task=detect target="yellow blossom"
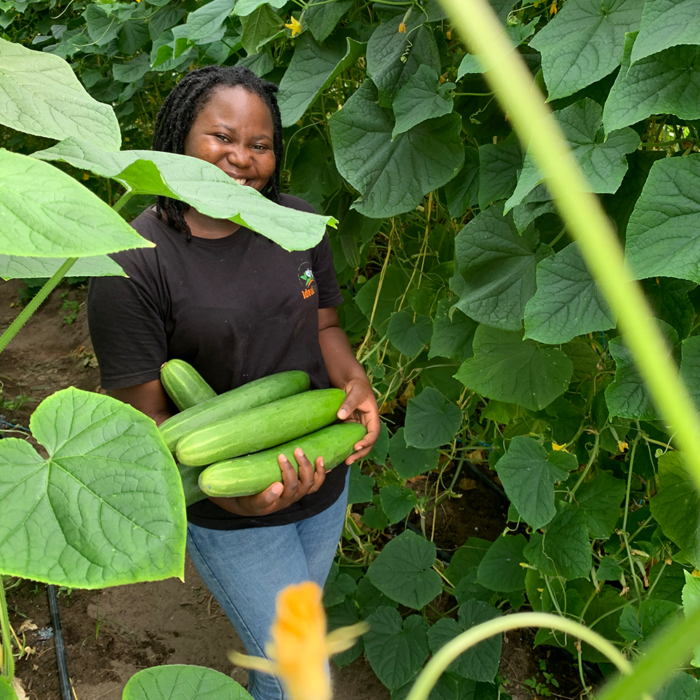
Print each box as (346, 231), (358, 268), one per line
(230, 582), (368, 700)
(692, 570), (700, 578)
(398, 21), (407, 33)
(618, 441), (629, 453)
(285, 16), (302, 38)
(550, 0), (557, 14)
(446, 29), (452, 40)
(551, 443), (568, 452)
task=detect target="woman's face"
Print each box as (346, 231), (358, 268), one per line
(183, 85), (276, 193)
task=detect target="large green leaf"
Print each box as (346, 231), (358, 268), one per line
(644, 278), (696, 340)
(0, 37), (120, 148)
(454, 204), (539, 331)
(603, 34), (700, 134)
(454, 326), (573, 411)
(476, 535), (528, 592)
(112, 54), (151, 83)
(507, 99), (639, 210)
(122, 664), (252, 700)
(0, 150), (148, 258)
(392, 65), (454, 138)
(0, 388), (186, 587)
(656, 673), (700, 700)
(387, 310), (433, 357)
(524, 503), (592, 579)
(234, 0), (287, 16)
(123, 665), (253, 699)
(84, 4), (121, 45)
(524, 242), (615, 344)
(625, 155), (700, 282)
(576, 471), (627, 539)
(364, 607), (430, 691)
(477, 142), (522, 210)
(605, 322), (679, 420)
(426, 601), (502, 682)
(444, 538), (491, 585)
(329, 80), (463, 218)
(305, 0), (353, 43)
(366, 15), (440, 107)
(404, 387), (462, 449)
(651, 452), (700, 569)
(240, 3), (283, 55)
(380, 485), (418, 525)
(444, 147), (479, 219)
(631, 0), (700, 62)
(179, 0), (235, 42)
(278, 34), (364, 127)
(495, 437), (574, 529)
(367, 530), (442, 608)
(0, 679), (17, 700)
(0, 254), (125, 280)
(33, 138), (334, 252)
(428, 299), (477, 363)
(529, 0), (644, 100)
(388, 428), (440, 479)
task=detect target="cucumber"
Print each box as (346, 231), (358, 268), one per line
(159, 371), (310, 452)
(199, 423), (367, 497)
(176, 388), (346, 467)
(161, 359), (216, 411)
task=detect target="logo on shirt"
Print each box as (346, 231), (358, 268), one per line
(298, 262), (317, 300)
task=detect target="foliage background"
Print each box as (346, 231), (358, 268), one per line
(3, 0), (700, 695)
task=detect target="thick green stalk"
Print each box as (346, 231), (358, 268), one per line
(0, 257), (77, 355)
(405, 612), (635, 700)
(438, 0), (700, 489)
(0, 579), (13, 680)
(596, 606), (700, 700)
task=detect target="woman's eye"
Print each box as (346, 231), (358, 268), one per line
(215, 134), (229, 142)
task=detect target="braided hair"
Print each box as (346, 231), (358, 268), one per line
(152, 65), (284, 238)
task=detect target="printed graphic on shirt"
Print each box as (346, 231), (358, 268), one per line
(298, 262), (317, 300)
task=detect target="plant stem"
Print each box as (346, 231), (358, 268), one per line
(568, 432), (600, 501)
(111, 188), (134, 213)
(0, 578), (14, 680)
(0, 257), (77, 355)
(405, 612), (635, 700)
(596, 606), (700, 700)
(438, 0), (700, 491)
(621, 426), (642, 601)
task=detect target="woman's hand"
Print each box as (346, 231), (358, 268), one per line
(338, 375), (381, 464)
(209, 448), (326, 517)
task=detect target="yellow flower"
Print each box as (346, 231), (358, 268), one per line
(550, 0), (557, 14)
(551, 443), (568, 452)
(398, 21), (407, 33)
(618, 441), (629, 453)
(285, 16), (302, 38)
(230, 582), (368, 700)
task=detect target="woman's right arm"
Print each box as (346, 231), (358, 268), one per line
(107, 379), (172, 427)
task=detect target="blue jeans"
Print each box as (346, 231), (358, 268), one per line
(186, 473), (349, 700)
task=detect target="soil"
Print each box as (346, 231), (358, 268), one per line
(0, 279), (589, 700)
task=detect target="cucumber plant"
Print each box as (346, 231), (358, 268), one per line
(2, 0), (700, 697)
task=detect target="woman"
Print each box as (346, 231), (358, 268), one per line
(88, 65), (380, 699)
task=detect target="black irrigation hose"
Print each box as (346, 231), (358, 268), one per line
(46, 585), (72, 700)
(463, 459), (508, 500)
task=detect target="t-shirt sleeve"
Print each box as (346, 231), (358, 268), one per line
(312, 232), (344, 309)
(88, 265), (167, 389)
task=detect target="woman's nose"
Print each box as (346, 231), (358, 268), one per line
(226, 144), (252, 168)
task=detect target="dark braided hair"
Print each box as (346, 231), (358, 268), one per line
(152, 65), (284, 238)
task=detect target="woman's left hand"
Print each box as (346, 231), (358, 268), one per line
(337, 375), (381, 464)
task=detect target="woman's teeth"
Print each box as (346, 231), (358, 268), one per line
(233, 178), (247, 185)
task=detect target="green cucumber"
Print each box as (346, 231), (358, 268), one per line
(176, 388), (346, 467)
(161, 359), (216, 411)
(159, 371), (310, 452)
(199, 422), (366, 497)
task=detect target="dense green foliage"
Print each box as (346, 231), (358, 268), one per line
(2, 0), (700, 696)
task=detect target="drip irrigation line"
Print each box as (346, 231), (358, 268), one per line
(463, 460), (507, 499)
(47, 585), (72, 700)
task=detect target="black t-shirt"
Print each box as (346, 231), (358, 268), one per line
(88, 194), (347, 530)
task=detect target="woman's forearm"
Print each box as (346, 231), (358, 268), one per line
(318, 325), (368, 389)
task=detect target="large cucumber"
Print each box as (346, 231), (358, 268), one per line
(161, 359), (216, 411)
(176, 388), (346, 467)
(159, 371), (310, 452)
(199, 423), (366, 497)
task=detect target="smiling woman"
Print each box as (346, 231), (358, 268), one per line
(86, 65), (380, 700)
